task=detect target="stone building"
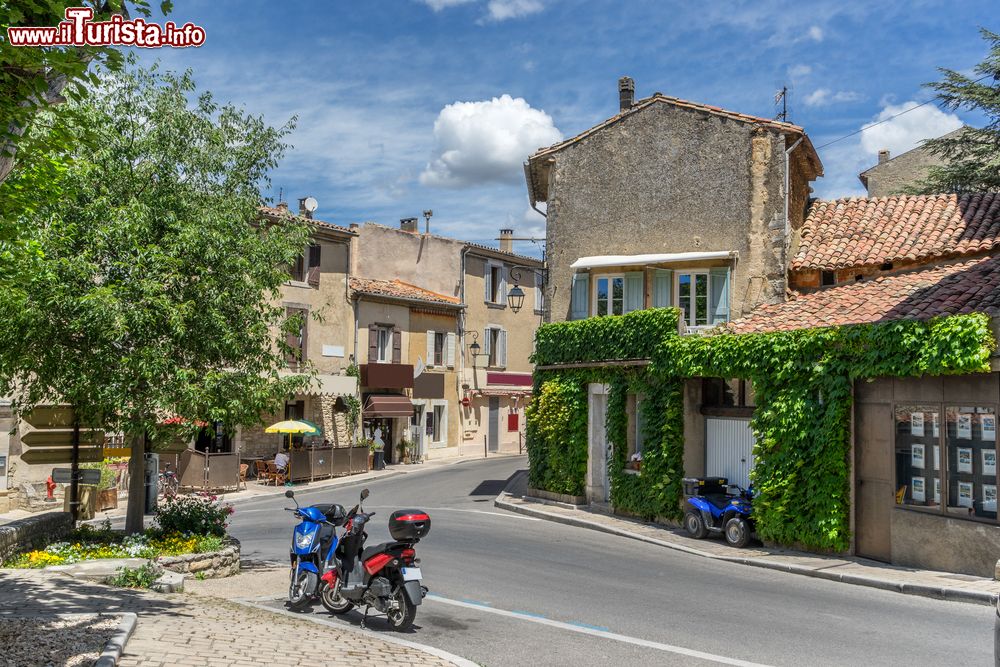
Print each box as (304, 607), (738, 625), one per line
(525, 76), (823, 326)
(858, 128), (964, 197)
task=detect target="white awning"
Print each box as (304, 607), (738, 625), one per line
(570, 251), (737, 270)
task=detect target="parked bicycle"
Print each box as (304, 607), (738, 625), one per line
(158, 463), (179, 497)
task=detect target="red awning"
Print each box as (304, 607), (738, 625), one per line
(363, 394), (414, 418)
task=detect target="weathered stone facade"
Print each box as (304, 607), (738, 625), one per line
(528, 91), (820, 323)
(858, 128), (963, 197)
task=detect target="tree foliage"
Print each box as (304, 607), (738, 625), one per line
(0, 62), (311, 529)
(915, 28), (1000, 194)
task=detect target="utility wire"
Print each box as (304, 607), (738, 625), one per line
(815, 73), (993, 150)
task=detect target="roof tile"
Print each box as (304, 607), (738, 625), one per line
(349, 277), (462, 307)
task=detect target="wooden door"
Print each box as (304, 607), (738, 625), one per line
(855, 402), (894, 561)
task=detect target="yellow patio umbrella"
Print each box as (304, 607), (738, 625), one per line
(264, 419), (322, 450)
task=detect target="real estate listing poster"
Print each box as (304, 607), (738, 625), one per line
(958, 447), (974, 473)
(983, 449), (997, 476)
(933, 445), (940, 470)
(911, 477), (926, 502)
(910, 412), (924, 437)
(958, 413), (973, 439)
(983, 415), (997, 442)
(911, 443), (925, 469)
(934, 477), (941, 504)
(932, 412), (940, 438)
(958, 481), (974, 508)
(984, 484), (998, 512)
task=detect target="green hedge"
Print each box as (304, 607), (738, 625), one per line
(525, 309), (995, 552)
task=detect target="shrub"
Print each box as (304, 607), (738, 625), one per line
(108, 562), (159, 589)
(154, 493), (233, 536)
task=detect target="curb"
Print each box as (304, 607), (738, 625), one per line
(231, 598), (479, 667)
(94, 612), (137, 667)
(495, 478), (998, 608)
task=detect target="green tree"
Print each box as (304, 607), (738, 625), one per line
(0, 1), (171, 186)
(915, 28), (1000, 193)
(0, 63), (312, 532)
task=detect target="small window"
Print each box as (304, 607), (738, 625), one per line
(433, 332), (445, 366)
(594, 275), (624, 316)
(432, 404), (446, 444)
(490, 266), (503, 303)
(702, 378), (754, 409)
(821, 271), (836, 286)
(676, 272), (710, 327)
(880, 262), (894, 271)
(375, 326), (393, 363)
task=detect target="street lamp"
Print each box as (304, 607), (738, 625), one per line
(468, 331), (481, 358)
(506, 265), (546, 315)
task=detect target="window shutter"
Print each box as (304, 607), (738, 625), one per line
(446, 332), (456, 368)
(426, 331), (435, 368)
(484, 264), (492, 302)
(535, 283), (543, 312)
(653, 269), (673, 308)
(300, 310), (308, 365)
(498, 267), (507, 306)
(710, 268), (730, 324)
(286, 309), (300, 368)
(392, 327), (402, 364)
(307, 244), (321, 287)
(498, 329), (507, 368)
(440, 403), (448, 444)
(483, 327), (492, 358)
(368, 324), (378, 362)
(624, 272), (644, 313)
(570, 273), (590, 320)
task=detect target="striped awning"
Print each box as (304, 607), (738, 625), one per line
(363, 394), (413, 417)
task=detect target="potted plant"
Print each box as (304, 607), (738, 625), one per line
(83, 460), (118, 510)
(627, 452), (642, 472)
(360, 438), (377, 469)
(398, 438), (414, 464)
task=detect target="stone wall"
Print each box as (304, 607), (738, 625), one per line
(890, 508), (1000, 578)
(158, 538), (240, 579)
(0, 511), (73, 562)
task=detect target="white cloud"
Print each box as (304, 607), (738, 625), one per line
(788, 64), (811, 82)
(419, 0), (475, 11)
(484, 0), (544, 21)
(859, 101), (963, 157)
(803, 88), (862, 107)
(420, 94), (561, 188)
(807, 25), (823, 42)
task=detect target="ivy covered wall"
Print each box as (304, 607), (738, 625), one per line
(526, 308), (995, 552)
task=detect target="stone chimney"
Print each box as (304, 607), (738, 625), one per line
(618, 76), (635, 112)
(400, 217), (419, 233)
(276, 201), (288, 212)
(298, 198), (314, 219)
(878, 149), (890, 164)
(499, 228), (514, 254)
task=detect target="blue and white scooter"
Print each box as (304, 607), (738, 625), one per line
(285, 489), (347, 610)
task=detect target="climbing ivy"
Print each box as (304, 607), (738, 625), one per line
(525, 308), (995, 552)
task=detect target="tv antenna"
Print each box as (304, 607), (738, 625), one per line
(775, 86), (788, 122)
(423, 209), (433, 235)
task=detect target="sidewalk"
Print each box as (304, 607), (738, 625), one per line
(495, 471), (1000, 607)
(0, 566), (466, 666)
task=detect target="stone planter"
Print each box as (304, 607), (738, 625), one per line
(158, 537), (240, 579)
(526, 487), (587, 506)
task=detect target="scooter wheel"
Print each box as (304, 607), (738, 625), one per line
(684, 510), (708, 539)
(724, 517), (752, 548)
(320, 582), (354, 614)
(288, 570), (318, 611)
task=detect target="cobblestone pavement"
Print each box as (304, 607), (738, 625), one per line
(496, 474), (1000, 606)
(0, 568), (458, 667)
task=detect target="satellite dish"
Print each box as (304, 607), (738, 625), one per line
(303, 197), (319, 212)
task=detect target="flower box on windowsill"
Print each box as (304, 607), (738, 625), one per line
(623, 468), (641, 476)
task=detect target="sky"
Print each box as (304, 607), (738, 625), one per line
(138, 0), (997, 257)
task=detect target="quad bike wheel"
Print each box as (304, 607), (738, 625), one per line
(683, 510), (708, 539)
(724, 516), (751, 548)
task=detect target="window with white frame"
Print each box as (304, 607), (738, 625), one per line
(485, 262), (507, 304)
(433, 403), (446, 444)
(374, 325), (393, 363)
(433, 332), (445, 366)
(535, 282), (544, 314)
(484, 325), (507, 368)
(676, 271), (710, 328)
(593, 274), (625, 316)
(427, 331), (455, 368)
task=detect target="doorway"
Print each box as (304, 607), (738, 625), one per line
(705, 417), (755, 489)
(365, 418), (394, 465)
(587, 384), (610, 503)
(855, 401), (893, 561)
(488, 397), (501, 453)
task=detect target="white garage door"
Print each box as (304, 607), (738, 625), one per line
(705, 417), (756, 490)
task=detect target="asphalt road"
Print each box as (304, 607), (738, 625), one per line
(230, 456), (994, 666)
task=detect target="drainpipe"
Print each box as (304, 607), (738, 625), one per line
(352, 296), (361, 443)
(459, 246), (472, 433)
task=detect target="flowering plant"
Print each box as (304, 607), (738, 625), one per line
(154, 492), (234, 536)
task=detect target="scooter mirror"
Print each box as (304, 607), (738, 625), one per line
(361, 488), (370, 500)
(285, 489), (295, 499)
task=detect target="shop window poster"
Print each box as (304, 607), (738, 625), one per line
(985, 485), (998, 513)
(933, 477), (941, 504)
(958, 481), (974, 508)
(932, 412), (940, 438)
(983, 415), (997, 442)
(958, 447), (974, 473)
(983, 449), (997, 476)
(958, 413), (973, 440)
(933, 445), (940, 471)
(910, 411), (924, 437)
(910, 443), (925, 469)
(911, 477), (925, 503)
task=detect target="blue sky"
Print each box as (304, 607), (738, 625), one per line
(141, 0), (997, 257)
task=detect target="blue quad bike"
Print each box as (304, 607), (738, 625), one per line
(682, 477), (755, 548)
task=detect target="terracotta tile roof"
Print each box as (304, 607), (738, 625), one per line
(349, 277), (462, 307)
(792, 193), (1000, 271)
(728, 255), (1000, 334)
(259, 205), (355, 234)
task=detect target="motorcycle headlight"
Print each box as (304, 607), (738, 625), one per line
(295, 532), (314, 549)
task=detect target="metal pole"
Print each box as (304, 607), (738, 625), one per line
(484, 435), (487, 459)
(70, 417), (80, 521)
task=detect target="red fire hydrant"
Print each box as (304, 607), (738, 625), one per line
(45, 476), (57, 501)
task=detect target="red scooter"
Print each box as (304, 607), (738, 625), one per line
(319, 488), (430, 631)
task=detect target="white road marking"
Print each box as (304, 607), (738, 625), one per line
(425, 594), (776, 667)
